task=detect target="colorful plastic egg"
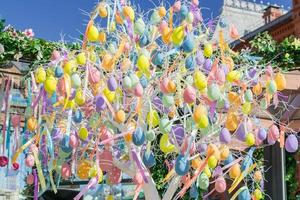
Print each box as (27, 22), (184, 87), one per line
(87, 25), (99, 42)
(175, 154), (190, 176)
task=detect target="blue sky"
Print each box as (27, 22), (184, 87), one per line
(0, 0), (291, 41)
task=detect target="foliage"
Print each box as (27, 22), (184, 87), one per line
(250, 32), (300, 71)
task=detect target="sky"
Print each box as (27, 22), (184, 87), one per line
(0, 0), (292, 41)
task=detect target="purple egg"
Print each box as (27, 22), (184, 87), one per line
(195, 51), (205, 66)
(107, 77), (118, 91)
(248, 68), (256, 79)
(257, 128), (267, 141)
(220, 128), (231, 143)
(267, 135), (276, 145)
(197, 143), (207, 153)
(285, 134), (298, 153)
(95, 95), (106, 112)
(170, 125), (185, 146)
(203, 59), (212, 72)
(235, 123), (246, 141)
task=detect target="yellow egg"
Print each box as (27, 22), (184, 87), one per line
(252, 83), (262, 96)
(115, 110), (126, 123)
(245, 133), (255, 146)
(229, 163), (241, 179)
(137, 55), (150, 72)
(225, 113), (238, 131)
(193, 70), (207, 90)
(98, 4), (108, 18)
(275, 72), (286, 91)
(242, 102), (252, 115)
(160, 133), (175, 154)
(79, 127), (89, 140)
(123, 6), (135, 21)
(35, 67), (46, 83)
(103, 88), (116, 102)
(102, 53), (114, 72)
(253, 170), (262, 182)
(89, 51), (97, 63)
(172, 26), (184, 45)
(65, 100), (75, 109)
(44, 76), (57, 94)
(162, 27), (172, 44)
(64, 60), (77, 75)
(76, 53), (86, 65)
(204, 43), (213, 58)
(204, 166), (211, 178)
(146, 110), (159, 128)
(254, 189), (263, 200)
(208, 155), (218, 169)
(77, 159), (91, 179)
(87, 25), (99, 42)
(226, 70), (241, 83)
(106, 195), (114, 200)
(75, 89), (86, 106)
(98, 32), (106, 43)
(191, 157), (202, 169)
(220, 145), (229, 160)
(198, 115), (209, 129)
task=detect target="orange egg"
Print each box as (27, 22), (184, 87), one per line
(115, 110), (126, 123)
(229, 163), (241, 179)
(115, 12), (123, 25)
(252, 83), (262, 96)
(124, 133), (132, 142)
(220, 145), (229, 160)
(253, 170), (262, 182)
(98, 4), (108, 18)
(98, 32), (106, 43)
(158, 6), (166, 17)
(27, 117), (37, 132)
(162, 27), (172, 44)
(102, 54), (114, 71)
(167, 80), (176, 93)
(225, 113), (238, 131)
(207, 144), (220, 160)
(193, 105), (207, 123)
(77, 160), (92, 179)
(228, 91), (241, 105)
(191, 157), (202, 169)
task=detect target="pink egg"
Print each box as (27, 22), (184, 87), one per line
(133, 173), (143, 185)
(61, 163), (71, 179)
(192, 0), (199, 6)
(88, 67), (101, 84)
(25, 154), (35, 167)
(69, 134), (79, 148)
(215, 177), (226, 193)
(160, 79), (169, 94)
(183, 86), (196, 104)
(12, 162), (19, 170)
(99, 150), (113, 171)
(51, 50), (61, 61)
(159, 21), (168, 33)
(107, 166), (122, 184)
(11, 115), (20, 128)
(134, 83), (144, 97)
(173, 1), (181, 12)
(268, 124), (279, 141)
(26, 174), (34, 185)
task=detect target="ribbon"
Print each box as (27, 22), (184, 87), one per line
(49, 170), (57, 194)
(64, 109), (73, 147)
(33, 169), (38, 200)
(12, 135), (37, 163)
(2, 78), (11, 153)
(33, 148), (47, 192)
(31, 87), (43, 109)
(73, 177), (98, 200)
(230, 186), (248, 200)
(131, 150), (148, 184)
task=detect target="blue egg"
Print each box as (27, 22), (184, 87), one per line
(185, 55), (195, 71)
(189, 184), (199, 199)
(175, 154), (190, 176)
(132, 127), (145, 146)
(142, 151), (156, 168)
(180, 5), (189, 18)
(238, 188), (251, 200)
(73, 109), (83, 123)
(182, 35), (195, 53)
(224, 153), (234, 165)
(153, 51), (164, 66)
(60, 136), (72, 153)
(139, 34), (149, 47)
(50, 92), (57, 104)
(140, 76), (148, 88)
(55, 65), (63, 78)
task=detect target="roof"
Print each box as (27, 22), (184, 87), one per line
(230, 10), (293, 47)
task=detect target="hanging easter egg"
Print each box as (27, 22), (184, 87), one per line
(254, 170), (262, 182)
(244, 89), (253, 102)
(238, 188), (251, 200)
(185, 55), (195, 71)
(220, 128), (231, 144)
(203, 43), (213, 58)
(115, 110), (126, 124)
(26, 174), (34, 185)
(98, 3), (107, 18)
(76, 52), (86, 65)
(252, 82), (262, 96)
(147, 110), (159, 128)
(73, 109), (83, 123)
(152, 51), (164, 66)
(229, 163), (241, 179)
(95, 95), (106, 111)
(139, 34), (149, 47)
(224, 153), (234, 165)
(190, 184), (199, 199)
(257, 128), (267, 141)
(172, 26), (185, 46)
(198, 115), (209, 129)
(226, 70), (241, 83)
(140, 75), (148, 88)
(61, 163), (71, 179)
(132, 128), (145, 146)
(180, 4), (188, 18)
(162, 95), (174, 107)
(137, 54), (150, 72)
(236, 123), (247, 141)
(253, 189), (263, 200)
(208, 155), (218, 169)
(130, 73), (139, 88)
(182, 35), (194, 53)
(285, 134), (298, 153)
(87, 25), (99, 42)
(150, 10), (160, 24)
(88, 67), (100, 84)
(242, 102), (252, 115)
(25, 154), (35, 167)
(77, 160), (92, 179)
(266, 80), (277, 95)
(55, 65), (64, 78)
(160, 133), (175, 153)
(159, 117), (172, 134)
(275, 72), (286, 91)
(71, 73), (81, 88)
(196, 51), (205, 66)
(215, 177), (226, 193)
(51, 50), (60, 61)
(134, 83), (143, 97)
(207, 84), (221, 101)
(103, 88), (116, 102)
(123, 76), (132, 89)
(102, 53), (114, 72)
(187, 12), (194, 23)
(27, 117), (37, 132)
(35, 67), (46, 84)
(203, 59), (212, 72)
(107, 77), (118, 91)
(193, 70), (207, 90)
(69, 134), (79, 148)
(225, 113), (238, 131)
(173, 1), (181, 12)
(134, 18), (146, 35)
(197, 173), (209, 190)
(183, 86), (196, 104)
(175, 154), (190, 176)
(44, 76), (57, 94)
(158, 6), (166, 17)
(220, 145), (230, 160)
(268, 124), (279, 141)
(143, 151), (156, 168)
(123, 6), (135, 21)
(75, 89), (85, 106)
(79, 127), (89, 141)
